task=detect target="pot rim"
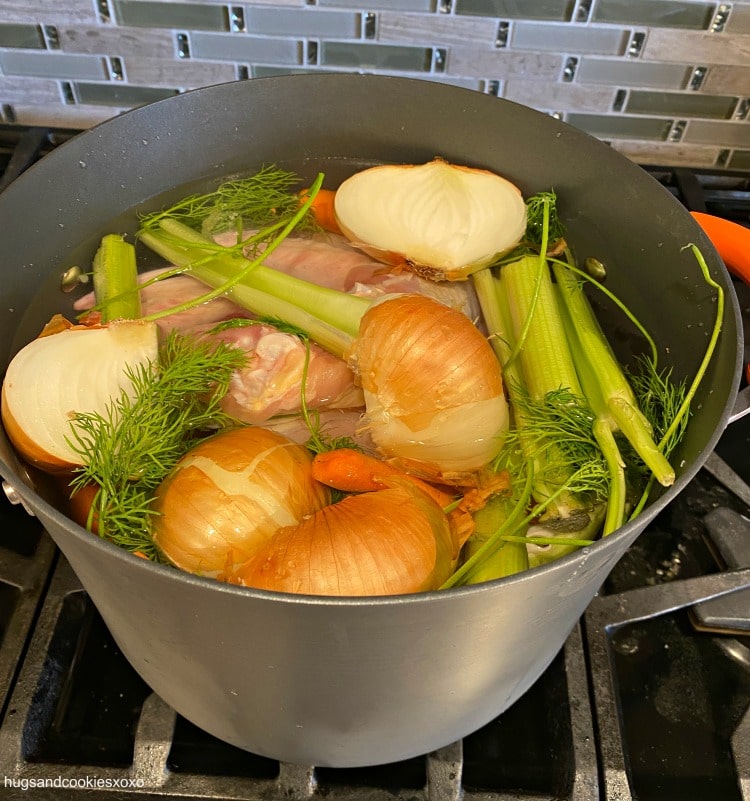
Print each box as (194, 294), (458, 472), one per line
(0, 73), (743, 607)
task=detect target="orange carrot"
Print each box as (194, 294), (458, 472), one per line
(312, 448), (454, 505)
(312, 448), (481, 557)
(691, 211), (750, 285)
(300, 187), (343, 235)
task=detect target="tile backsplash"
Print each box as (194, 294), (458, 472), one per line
(0, 0), (748, 169)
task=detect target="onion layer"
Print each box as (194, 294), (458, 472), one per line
(1, 316), (159, 472)
(349, 294), (508, 484)
(333, 158), (527, 281)
(228, 480), (455, 596)
(151, 427), (330, 577)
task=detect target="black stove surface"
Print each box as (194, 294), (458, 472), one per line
(1, 126), (750, 800)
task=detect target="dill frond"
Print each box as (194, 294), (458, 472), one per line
(628, 354), (689, 459)
(139, 165), (315, 238)
(497, 386), (609, 501)
(525, 191), (566, 251)
(67, 332), (247, 557)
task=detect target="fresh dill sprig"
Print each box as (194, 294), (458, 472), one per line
(139, 165), (314, 238)
(66, 332), (247, 558)
(497, 386), (609, 500)
(498, 191), (567, 265)
(525, 191), (566, 250)
(628, 354), (689, 460)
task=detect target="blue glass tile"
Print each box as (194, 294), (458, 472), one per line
(73, 82), (179, 106)
(626, 90), (738, 120)
(0, 24), (44, 49)
(321, 41), (432, 71)
(247, 8), (360, 38)
(455, 0), (573, 21)
(593, 0), (714, 30)
(566, 113), (674, 141)
(113, 1), (228, 31)
(0, 51), (105, 81)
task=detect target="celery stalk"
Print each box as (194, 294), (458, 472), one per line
(138, 221), (371, 356)
(500, 255), (582, 399)
(495, 255), (593, 529)
(554, 285), (627, 535)
(92, 234), (141, 322)
(551, 259), (675, 487)
(460, 494), (529, 584)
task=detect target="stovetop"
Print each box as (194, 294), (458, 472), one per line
(1, 126), (750, 801)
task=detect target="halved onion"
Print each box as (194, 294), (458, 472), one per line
(349, 294), (509, 484)
(333, 158), (527, 281)
(228, 480), (456, 596)
(151, 427), (331, 577)
(1, 317), (159, 472)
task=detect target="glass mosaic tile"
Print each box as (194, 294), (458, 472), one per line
(454, 0), (573, 21)
(626, 89), (738, 120)
(320, 41), (432, 71)
(113, 1), (228, 32)
(592, 0), (714, 30)
(511, 22), (630, 55)
(317, 0), (434, 9)
(73, 81), (178, 106)
(190, 32), (301, 64)
(728, 149), (750, 170)
(0, 24), (44, 49)
(0, 51), (105, 81)
(246, 8), (360, 37)
(0, 0), (747, 164)
(577, 58), (690, 90)
(566, 112), (674, 141)
(683, 120), (750, 148)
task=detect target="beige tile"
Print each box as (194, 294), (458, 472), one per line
(377, 12), (497, 48)
(701, 64), (750, 94)
(0, 0), (98, 25)
(14, 103), (119, 129)
(58, 26), (176, 58)
(121, 56), (237, 87)
(0, 75), (62, 104)
(503, 79), (616, 113)
(447, 48), (563, 79)
(610, 140), (725, 168)
(643, 29), (750, 66)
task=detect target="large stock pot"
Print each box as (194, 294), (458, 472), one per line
(0, 75), (742, 767)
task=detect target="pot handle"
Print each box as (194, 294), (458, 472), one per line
(730, 386), (750, 424)
(690, 212), (750, 425)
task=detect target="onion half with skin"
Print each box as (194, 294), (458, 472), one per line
(151, 427), (331, 577)
(1, 316), (159, 472)
(227, 480), (456, 596)
(333, 159), (527, 282)
(349, 294), (509, 485)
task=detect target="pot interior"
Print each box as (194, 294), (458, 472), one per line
(0, 74), (741, 577)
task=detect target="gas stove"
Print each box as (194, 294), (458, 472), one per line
(1, 127), (750, 801)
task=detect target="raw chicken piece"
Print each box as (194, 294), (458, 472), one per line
(74, 270), (250, 335)
(192, 321), (363, 425)
(264, 408), (373, 452)
(73, 232), (479, 425)
(217, 231), (482, 320)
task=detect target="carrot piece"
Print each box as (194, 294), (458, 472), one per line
(300, 187), (343, 235)
(312, 448), (475, 558)
(312, 447), (449, 499)
(691, 211), (750, 285)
